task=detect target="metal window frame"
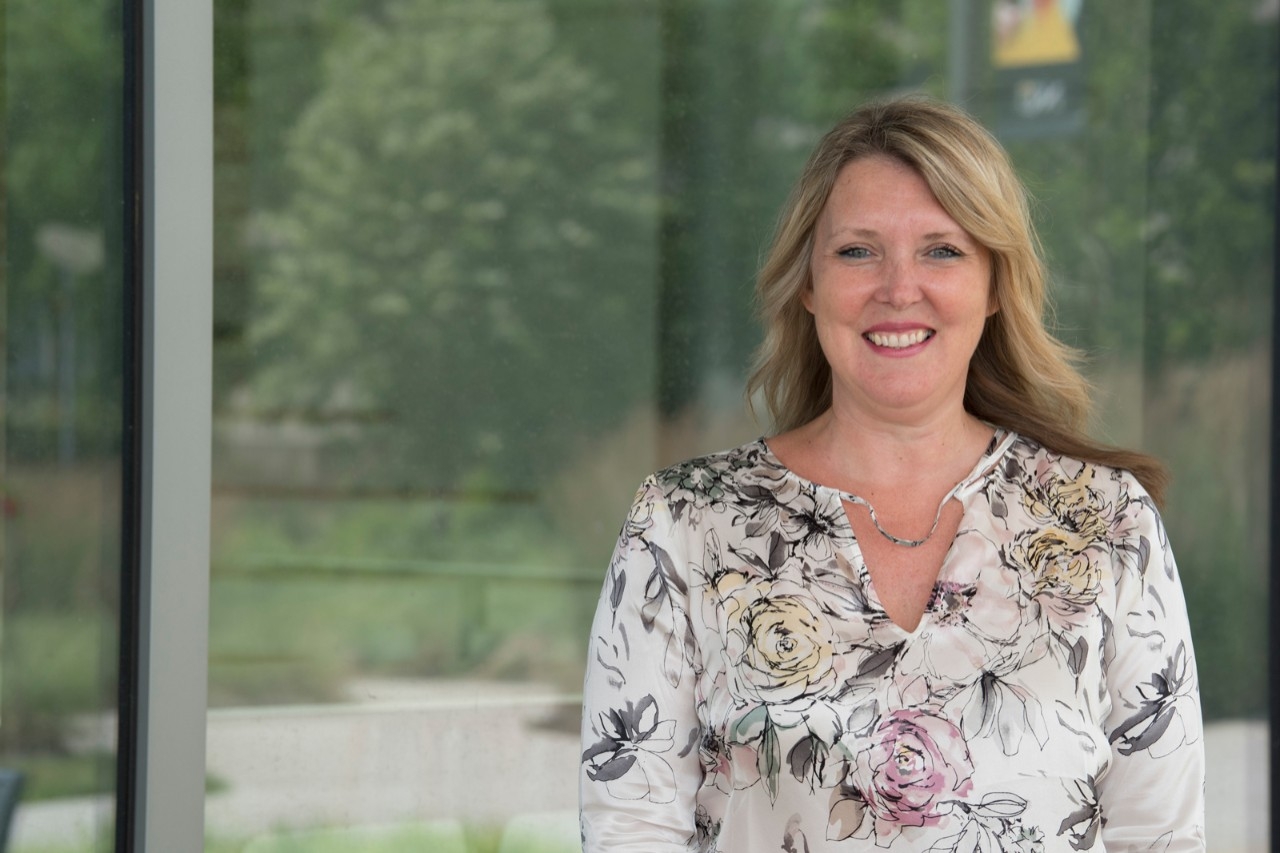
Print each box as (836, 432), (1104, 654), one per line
(118, 0), (213, 849)
(1271, 28), (1280, 840)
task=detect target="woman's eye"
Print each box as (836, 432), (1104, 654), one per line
(927, 245), (962, 259)
(838, 246), (871, 259)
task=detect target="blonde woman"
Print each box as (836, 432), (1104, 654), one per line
(580, 96), (1204, 852)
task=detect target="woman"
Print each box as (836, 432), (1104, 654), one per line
(580, 96), (1204, 852)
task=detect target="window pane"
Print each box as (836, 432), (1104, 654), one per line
(209, 1), (1272, 850)
(1, 0), (127, 849)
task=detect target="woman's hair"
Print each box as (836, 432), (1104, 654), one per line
(746, 94), (1169, 504)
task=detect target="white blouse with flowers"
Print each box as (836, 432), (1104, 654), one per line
(580, 431), (1204, 852)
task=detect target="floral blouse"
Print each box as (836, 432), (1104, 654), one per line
(580, 432), (1205, 852)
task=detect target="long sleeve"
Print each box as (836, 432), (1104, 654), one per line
(580, 479), (706, 852)
(1098, 487), (1206, 851)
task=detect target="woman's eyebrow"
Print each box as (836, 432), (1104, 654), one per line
(826, 227), (970, 241)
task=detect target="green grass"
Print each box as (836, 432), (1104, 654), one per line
(204, 491), (600, 705)
(1, 751), (227, 802)
(235, 823), (471, 853)
(11, 820), (577, 853)
(2, 752), (111, 802)
(219, 822), (576, 853)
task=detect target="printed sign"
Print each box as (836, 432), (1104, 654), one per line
(990, 0), (1085, 137)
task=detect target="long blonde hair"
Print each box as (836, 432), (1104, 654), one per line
(746, 95), (1168, 504)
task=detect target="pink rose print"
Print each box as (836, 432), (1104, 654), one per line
(830, 710), (974, 846)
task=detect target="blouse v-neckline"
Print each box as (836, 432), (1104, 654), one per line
(759, 429), (1019, 637)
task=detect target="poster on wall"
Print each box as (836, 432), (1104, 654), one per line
(991, 0), (1085, 137)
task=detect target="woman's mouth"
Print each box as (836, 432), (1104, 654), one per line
(864, 329), (934, 349)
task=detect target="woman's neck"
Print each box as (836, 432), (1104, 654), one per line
(778, 404), (994, 497)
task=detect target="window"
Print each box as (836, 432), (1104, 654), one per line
(0, 0), (131, 847)
(204, 2), (1274, 850)
(6, 0), (1270, 849)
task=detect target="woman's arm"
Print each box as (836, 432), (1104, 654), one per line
(1098, 483), (1205, 851)
(580, 479), (706, 852)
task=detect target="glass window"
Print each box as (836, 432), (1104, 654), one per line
(208, 1), (1273, 850)
(1, 0), (129, 849)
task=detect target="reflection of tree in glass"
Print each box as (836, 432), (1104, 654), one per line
(6, 0), (123, 450)
(247, 0), (656, 492)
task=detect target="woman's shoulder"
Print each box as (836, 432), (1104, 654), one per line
(641, 437), (787, 507)
(1001, 432), (1153, 496)
(653, 436), (770, 473)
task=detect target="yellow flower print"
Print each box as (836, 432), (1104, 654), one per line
(1010, 527), (1103, 627)
(743, 597), (833, 690)
(1023, 465), (1112, 544)
(1029, 530), (1097, 596)
(720, 579), (838, 705)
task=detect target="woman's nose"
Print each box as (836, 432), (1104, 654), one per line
(876, 259), (922, 308)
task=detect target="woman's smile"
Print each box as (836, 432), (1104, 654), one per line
(864, 325), (936, 352)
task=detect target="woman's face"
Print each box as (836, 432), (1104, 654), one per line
(805, 155), (996, 426)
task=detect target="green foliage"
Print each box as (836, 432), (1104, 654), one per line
(10, 822), (568, 853)
(0, 613), (112, 751)
(4, 0), (126, 462)
(1002, 0), (1279, 366)
(237, 824), (472, 853)
(1, 465), (120, 752)
(4, 0), (117, 223)
(1141, 351), (1271, 719)
(1141, 0), (1277, 364)
(3, 752), (113, 802)
(242, 0), (659, 493)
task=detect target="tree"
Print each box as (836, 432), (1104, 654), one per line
(244, 0), (658, 492)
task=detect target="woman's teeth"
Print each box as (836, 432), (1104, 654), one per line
(866, 329), (933, 349)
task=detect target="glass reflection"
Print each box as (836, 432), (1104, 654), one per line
(1, 0), (126, 849)
(208, 0), (1273, 851)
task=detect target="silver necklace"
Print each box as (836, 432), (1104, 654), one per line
(826, 430), (1013, 547)
(841, 482), (964, 548)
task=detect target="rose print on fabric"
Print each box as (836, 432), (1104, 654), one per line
(708, 561), (842, 709)
(731, 591), (837, 704)
(582, 695), (678, 804)
(715, 571), (844, 800)
(1012, 527), (1104, 628)
(1020, 462), (1118, 544)
(828, 710), (975, 846)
